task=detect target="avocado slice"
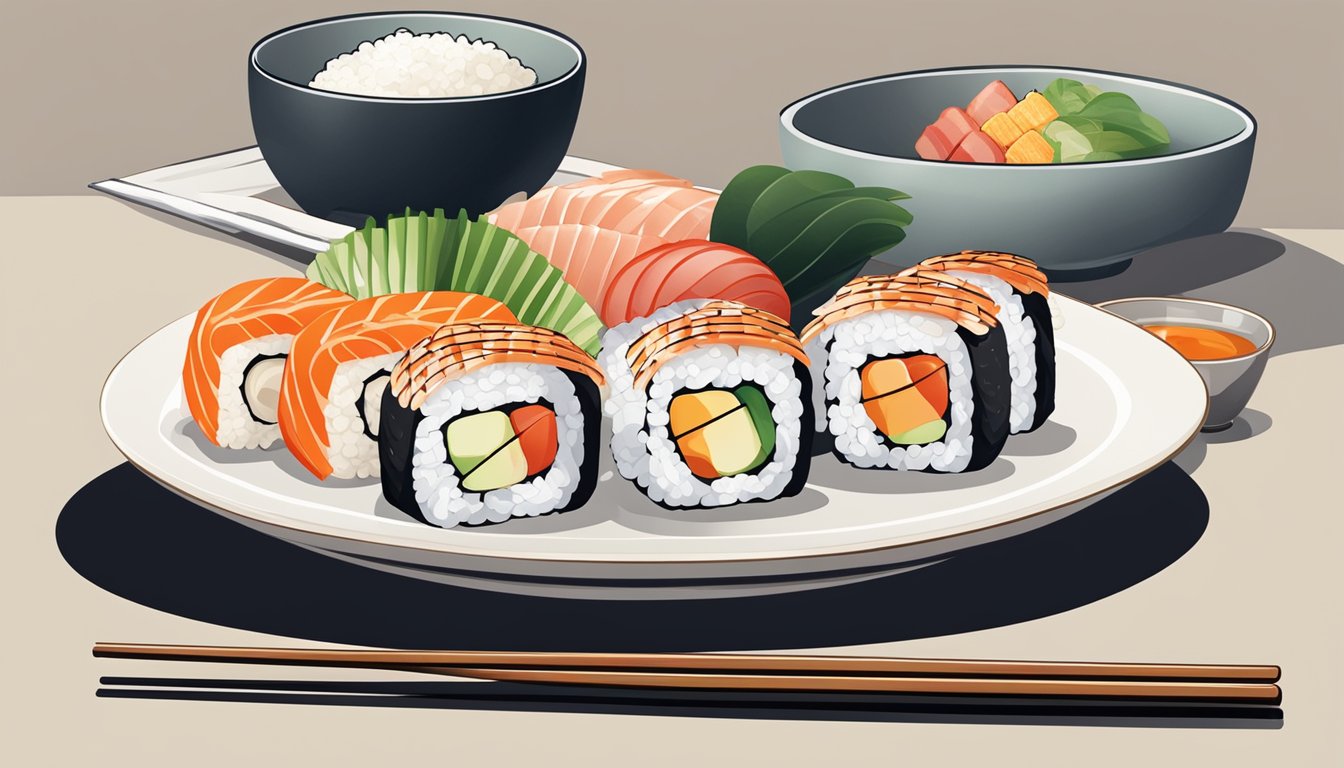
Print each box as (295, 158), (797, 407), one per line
(445, 411), (514, 476)
(888, 419), (947, 446)
(460, 440), (529, 492)
(733, 384), (776, 471)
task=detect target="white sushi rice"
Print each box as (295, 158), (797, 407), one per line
(806, 310), (976, 473)
(945, 271), (1039, 433)
(409, 363), (586, 527)
(601, 301), (807, 508)
(215, 334), (291, 449)
(321, 352), (401, 479)
(309, 28), (538, 99)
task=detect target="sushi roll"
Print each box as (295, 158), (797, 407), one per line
(379, 322), (604, 528)
(600, 300), (813, 509)
(183, 277), (353, 449)
(277, 291), (517, 480)
(802, 270), (1011, 473)
(912, 251), (1055, 432)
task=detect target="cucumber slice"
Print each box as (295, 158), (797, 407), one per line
(734, 384), (776, 471)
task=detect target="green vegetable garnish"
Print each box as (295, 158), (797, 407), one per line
(734, 384), (777, 471)
(1039, 79), (1171, 162)
(710, 166), (912, 328)
(308, 209), (604, 355)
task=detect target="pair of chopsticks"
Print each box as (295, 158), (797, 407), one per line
(93, 643), (1281, 703)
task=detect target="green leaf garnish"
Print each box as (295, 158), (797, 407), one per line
(307, 209), (604, 355)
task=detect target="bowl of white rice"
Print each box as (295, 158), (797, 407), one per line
(249, 12), (585, 220)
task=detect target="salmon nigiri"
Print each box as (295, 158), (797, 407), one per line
(600, 240), (790, 327)
(183, 277), (353, 450)
(277, 291), (516, 480)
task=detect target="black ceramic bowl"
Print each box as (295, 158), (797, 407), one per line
(249, 12), (585, 221)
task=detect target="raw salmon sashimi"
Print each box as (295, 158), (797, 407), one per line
(490, 169), (718, 242)
(183, 277), (353, 450)
(600, 240), (791, 327)
(509, 224), (669, 316)
(277, 291), (517, 480)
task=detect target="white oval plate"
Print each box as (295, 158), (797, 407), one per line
(101, 290), (1207, 600)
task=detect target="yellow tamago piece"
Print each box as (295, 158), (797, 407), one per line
(1007, 91), (1059, 133)
(1006, 130), (1054, 164)
(980, 112), (1024, 150)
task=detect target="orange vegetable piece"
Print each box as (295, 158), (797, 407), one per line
(980, 112), (1025, 150)
(860, 356), (948, 437)
(1007, 92), (1059, 133)
(1006, 130), (1054, 164)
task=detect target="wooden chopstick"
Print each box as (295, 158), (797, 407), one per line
(429, 666), (1280, 701)
(93, 643), (1281, 702)
(92, 643), (1280, 682)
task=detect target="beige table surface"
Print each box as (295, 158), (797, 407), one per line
(3, 197), (1341, 765)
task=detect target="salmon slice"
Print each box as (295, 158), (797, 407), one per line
(489, 170), (716, 242)
(183, 277), (353, 446)
(566, 169), (693, 188)
(276, 291), (516, 479)
(510, 224), (667, 313)
(601, 241), (789, 326)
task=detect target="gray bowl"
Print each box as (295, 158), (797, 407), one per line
(1096, 297), (1274, 432)
(779, 66), (1255, 277)
(249, 12), (585, 222)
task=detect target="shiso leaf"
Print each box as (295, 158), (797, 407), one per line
(709, 165), (791, 247)
(307, 209), (604, 355)
(709, 165), (912, 329)
(745, 170), (856, 235)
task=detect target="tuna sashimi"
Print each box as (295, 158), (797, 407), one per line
(600, 240), (791, 327)
(915, 107), (979, 161)
(949, 131), (1006, 163)
(966, 80), (1018, 125)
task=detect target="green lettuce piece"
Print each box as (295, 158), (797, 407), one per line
(709, 166), (912, 328)
(1044, 116), (1153, 162)
(1042, 78), (1100, 116)
(1040, 80), (1172, 160)
(307, 209), (603, 355)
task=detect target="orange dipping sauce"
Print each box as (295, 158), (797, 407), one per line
(1143, 324), (1258, 361)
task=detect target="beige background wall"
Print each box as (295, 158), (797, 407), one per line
(2, 0), (1340, 227)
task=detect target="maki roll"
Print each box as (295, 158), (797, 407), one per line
(600, 300), (813, 509)
(802, 270), (1011, 473)
(277, 291), (517, 480)
(183, 277), (353, 449)
(379, 322), (604, 528)
(912, 251), (1055, 432)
